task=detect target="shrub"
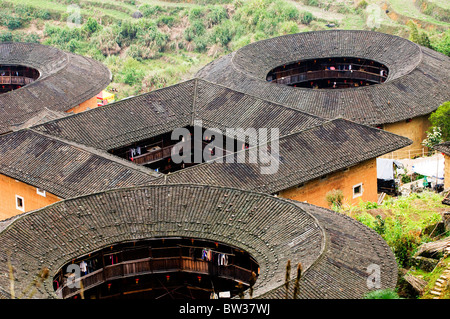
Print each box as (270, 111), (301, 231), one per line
(140, 4), (164, 18)
(357, 0), (368, 10)
(83, 17), (101, 36)
(422, 126), (443, 149)
(210, 21), (234, 46)
(429, 101), (450, 141)
(325, 189), (344, 208)
(120, 21), (139, 40)
(279, 21), (300, 35)
(206, 6), (228, 27)
(5, 15), (23, 30)
(305, 0), (319, 7)
(67, 39), (80, 53)
(355, 212), (376, 229)
(184, 20), (206, 41)
(193, 35), (209, 52)
(364, 289), (401, 299)
(418, 32), (432, 48)
(157, 15), (176, 28)
(121, 67), (145, 86)
(374, 215), (386, 235)
(389, 230), (422, 268)
(0, 32), (13, 42)
(431, 29), (450, 56)
(300, 11), (314, 25)
(189, 7), (206, 22)
(35, 9), (52, 20)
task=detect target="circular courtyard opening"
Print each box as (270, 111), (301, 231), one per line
(266, 57), (389, 89)
(0, 64), (40, 94)
(53, 237), (259, 299)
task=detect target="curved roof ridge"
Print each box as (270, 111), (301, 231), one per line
(0, 42), (110, 134)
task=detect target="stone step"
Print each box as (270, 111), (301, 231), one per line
(436, 278), (445, 283)
(430, 290), (441, 296)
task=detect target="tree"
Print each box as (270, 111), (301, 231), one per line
(83, 17), (101, 36)
(407, 20), (419, 43)
(418, 31), (432, 49)
(422, 126), (443, 150)
(429, 101), (450, 141)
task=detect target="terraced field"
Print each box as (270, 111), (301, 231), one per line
(0, 0), (448, 99)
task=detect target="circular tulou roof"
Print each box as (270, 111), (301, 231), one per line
(0, 42), (111, 133)
(196, 30), (450, 125)
(0, 184), (397, 299)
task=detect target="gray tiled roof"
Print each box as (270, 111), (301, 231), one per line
(155, 118), (412, 194)
(10, 80), (411, 198)
(196, 30), (450, 125)
(260, 199), (397, 298)
(434, 141), (450, 156)
(0, 42), (111, 134)
(0, 129), (160, 199)
(32, 78), (326, 151)
(0, 184), (397, 299)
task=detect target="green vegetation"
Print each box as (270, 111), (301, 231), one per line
(0, 0), (448, 99)
(325, 189), (344, 210)
(428, 101), (450, 142)
(342, 192), (447, 268)
(363, 289), (402, 299)
(422, 126), (443, 150)
(342, 191), (448, 299)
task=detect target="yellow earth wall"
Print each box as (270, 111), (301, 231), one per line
(279, 158), (378, 209)
(445, 154), (450, 190)
(0, 174), (61, 221)
(66, 95), (99, 114)
(383, 114), (431, 158)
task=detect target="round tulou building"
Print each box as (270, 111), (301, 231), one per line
(0, 30), (449, 300)
(0, 184), (397, 299)
(0, 42), (111, 134)
(196, 30), (450, 158)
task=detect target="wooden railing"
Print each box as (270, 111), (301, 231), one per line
(0, 76), (35, 86)
(132, 145), (173, 165)
(130, 141), (234, 165)
(380, 148), (435, 160)
(56, 256), (254, 299)
(271, 69), (386, 85)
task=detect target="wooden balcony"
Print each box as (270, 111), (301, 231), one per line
(271, 69), (387, 86)
(0, 76), (35, 86)
(56, 256), (254, 299)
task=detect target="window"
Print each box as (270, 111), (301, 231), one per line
(37, 188), (46, 197)
(353, 183), (363, 198)
(15, 195), (25, 212)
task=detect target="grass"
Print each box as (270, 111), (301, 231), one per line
(0, 0), (448, 99)
(387, 0), (450, 26)
(341, 191), (448, 298)
(341, 191), (448, 268)
(409, 256), (450, 299)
